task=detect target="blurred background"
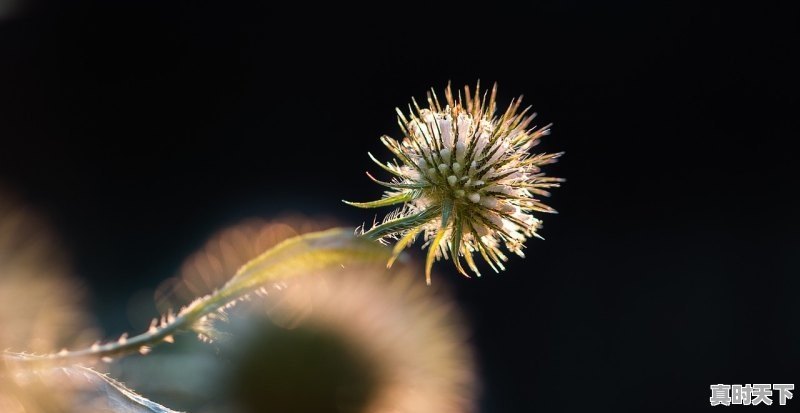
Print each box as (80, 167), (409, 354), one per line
(1, 1), (798, 412)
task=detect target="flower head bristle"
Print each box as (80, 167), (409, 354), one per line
(347, 82), (563, 282)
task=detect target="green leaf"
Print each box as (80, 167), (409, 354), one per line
(367, 152), (404, 177)
(218, 228), (391, 302)
(387, 225), (422, 268)
(343, 191), (414, 209)
(425, 229), (447, 285)
(440, 198), (453, 229)
(365, 172), (428, 189)
(451, 214), (469, 277)
(361, 207), (440, 241)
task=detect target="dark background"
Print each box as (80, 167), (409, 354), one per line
(1, 1), (798, 412)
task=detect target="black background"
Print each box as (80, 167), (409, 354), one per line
(1, 2), (798, 412)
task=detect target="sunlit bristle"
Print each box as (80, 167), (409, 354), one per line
(148, 319), (158, 333)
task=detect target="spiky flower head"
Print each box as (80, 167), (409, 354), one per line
(347, 82), (563, 283)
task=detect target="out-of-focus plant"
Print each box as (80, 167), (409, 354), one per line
(1, 83), (561, 412)
(0, 190), (178, 412)
(121, 218), (476, 413)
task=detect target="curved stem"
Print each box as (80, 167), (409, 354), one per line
(6, 288), (230, 366)
(4, 227), (390, 367)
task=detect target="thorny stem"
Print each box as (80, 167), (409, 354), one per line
(3, 228), (389, 368)
(4, 287), (236, 367)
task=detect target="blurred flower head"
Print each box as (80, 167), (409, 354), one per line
(0, 191), (92, 354)
(348, 82), (563, 282)
(0, 188), (98, 412)
(153, 217), (478, 413)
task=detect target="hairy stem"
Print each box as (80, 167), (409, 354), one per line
(5, 284), (231, 366)
(3, 228), (390, 367)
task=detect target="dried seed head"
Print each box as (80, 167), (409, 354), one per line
(347, 82), (563, 283)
